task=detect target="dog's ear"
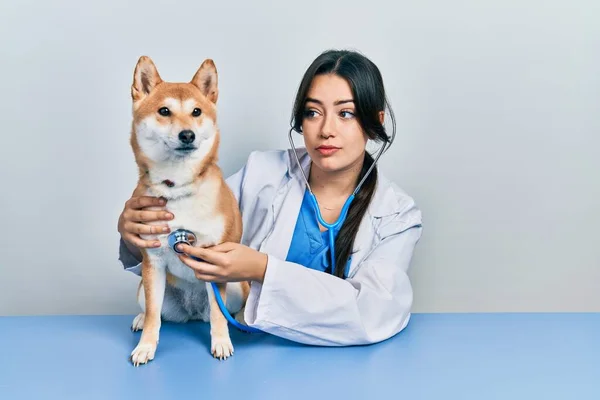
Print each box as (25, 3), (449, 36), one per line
(131, 56), (162, 102)
(191, 59), (218, 103)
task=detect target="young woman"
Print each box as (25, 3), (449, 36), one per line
(117, 49), (423, 346)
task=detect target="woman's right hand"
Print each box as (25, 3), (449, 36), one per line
(118, 195), (174, 249)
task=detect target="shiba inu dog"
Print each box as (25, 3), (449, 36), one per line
(127, 55), (248, 366)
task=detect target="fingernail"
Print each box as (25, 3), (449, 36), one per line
(155, 241), (161, 247)
(159, 197), (167, 205)
(163, 227), (169, 232)
(165, 213), (172, 219)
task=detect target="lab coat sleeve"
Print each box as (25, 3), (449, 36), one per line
(119, 237), (143, 276)
(243, 215), (423, 346)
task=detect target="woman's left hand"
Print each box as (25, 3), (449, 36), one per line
(176, 242), (268, 283)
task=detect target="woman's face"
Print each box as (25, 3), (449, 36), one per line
(301, 74), (368, 174)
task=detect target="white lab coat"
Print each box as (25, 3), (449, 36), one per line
(120, 147), (423, 346)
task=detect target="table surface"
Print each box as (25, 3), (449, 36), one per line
(0, 313), (598, 399)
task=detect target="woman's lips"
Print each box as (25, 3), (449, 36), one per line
(316, 145), (340, 156)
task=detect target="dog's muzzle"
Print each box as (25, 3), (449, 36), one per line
(168, 229), (197, 254)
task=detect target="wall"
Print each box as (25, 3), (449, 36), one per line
(0, 0), (598, 315)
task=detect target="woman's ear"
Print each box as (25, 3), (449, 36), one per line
(379, 111), (385, 124)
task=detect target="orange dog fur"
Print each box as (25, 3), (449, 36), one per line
(127, 55), (248, 366)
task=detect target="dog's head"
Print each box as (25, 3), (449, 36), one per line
(130, 56), (219, 166)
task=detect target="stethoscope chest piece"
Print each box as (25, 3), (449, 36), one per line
(167, 229), (197, 254)
(166, 227), (263, 334)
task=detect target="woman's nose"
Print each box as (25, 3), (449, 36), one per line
(320, 114), (336, 138)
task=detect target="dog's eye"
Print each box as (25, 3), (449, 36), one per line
(158, 107), (170, 116)
(192, 108), (202, 117)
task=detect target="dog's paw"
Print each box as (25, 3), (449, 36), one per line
(211, 335), (234, 360)
(130, 342), (156, 366)
(131, 313), (145, 332)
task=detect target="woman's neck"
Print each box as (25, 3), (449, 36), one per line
(308, 157), (364, 202)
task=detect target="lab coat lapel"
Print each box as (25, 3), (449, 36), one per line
(346, 176), (393, 278)
(259, 149), (310, 261)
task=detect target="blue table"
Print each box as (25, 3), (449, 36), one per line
(0, 313), (598, 399)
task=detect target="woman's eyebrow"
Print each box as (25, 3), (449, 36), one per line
(305, 97), (354, 105)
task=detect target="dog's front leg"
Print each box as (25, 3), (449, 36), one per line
(131, 257), (166, 366)
(207, 282), (234, 360)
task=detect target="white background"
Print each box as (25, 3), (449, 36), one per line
(1, 0), (598, 315)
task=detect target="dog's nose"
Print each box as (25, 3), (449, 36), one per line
(178, 130), (195, 144)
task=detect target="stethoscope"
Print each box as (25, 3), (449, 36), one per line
(165, 128), (386, 335)
(167, 230), (263, 334)
(287, 126), (386, 277)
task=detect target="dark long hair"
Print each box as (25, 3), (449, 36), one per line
(290, 49), (396, 278)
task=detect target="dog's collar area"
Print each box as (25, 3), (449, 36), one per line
(143, 169), (175, 188)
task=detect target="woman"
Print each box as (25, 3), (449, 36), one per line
(117, 49), (423, 346)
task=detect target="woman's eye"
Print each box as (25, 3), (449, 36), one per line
(192, 108), (202, 117)
(340, 110), (355, 119)
(303, 109), (318, 118)
(158, 107), (170, 116)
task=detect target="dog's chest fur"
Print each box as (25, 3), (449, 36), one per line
(141, 174), (225, 284)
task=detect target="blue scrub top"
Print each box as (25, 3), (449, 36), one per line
(285, 188), (352, 278)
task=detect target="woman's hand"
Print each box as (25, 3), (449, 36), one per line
(117, 195), (174, 249)
(176, 242), (268, 283)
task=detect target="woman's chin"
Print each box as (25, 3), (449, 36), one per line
(311, 157), (345, 173)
